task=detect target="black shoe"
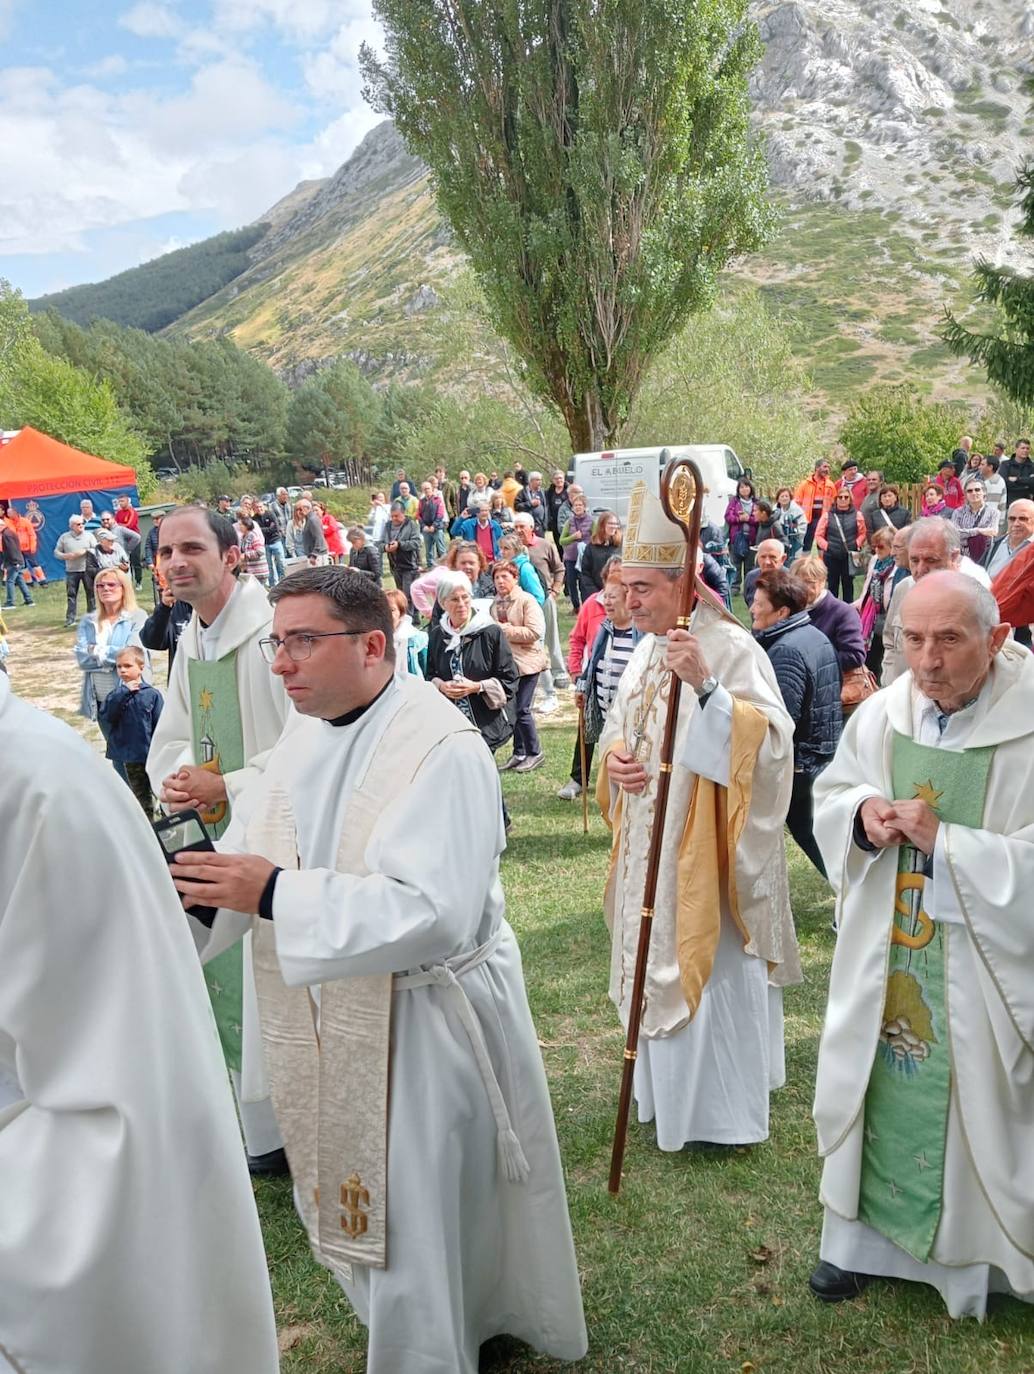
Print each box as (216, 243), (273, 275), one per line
(808, 1260), (871, 1302)
(248, 1146), (291, 1178)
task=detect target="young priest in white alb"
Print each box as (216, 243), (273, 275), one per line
(171, 568), (588, 1374)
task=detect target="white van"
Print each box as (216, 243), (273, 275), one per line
(569, 444), (747, 531)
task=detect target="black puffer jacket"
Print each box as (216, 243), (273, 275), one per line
(425, 617), (518, 751)
(755, 611), (842, 774)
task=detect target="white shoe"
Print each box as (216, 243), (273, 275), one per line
(556, 779), (584, 801)
(534, 695), (559, 715)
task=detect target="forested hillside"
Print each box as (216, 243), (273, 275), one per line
(31, 311), (289, 470)
(28, 226), (268, 333)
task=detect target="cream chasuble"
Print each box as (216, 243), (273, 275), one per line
(597, 598), (800, 1148)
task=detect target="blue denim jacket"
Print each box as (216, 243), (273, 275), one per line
(74, 609), (148, 719)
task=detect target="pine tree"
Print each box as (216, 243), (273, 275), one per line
(942, 98), (1034, 406)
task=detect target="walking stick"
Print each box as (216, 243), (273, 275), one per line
(608, 453), (705, 1196)
(577, 694), (589, 834)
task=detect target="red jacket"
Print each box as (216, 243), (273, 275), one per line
(940, 474), (965, 510)
(567, 593), (606, 677)
(321, 512), (346, 558)
(115, 505), (140, 532)
(992, 543), (1034, 629)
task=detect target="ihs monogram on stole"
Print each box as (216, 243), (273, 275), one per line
(340, 1173), (370, 1238)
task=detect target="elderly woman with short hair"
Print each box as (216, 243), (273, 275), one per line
(426, 571), (519, 827)
(951, 476), (998, 566)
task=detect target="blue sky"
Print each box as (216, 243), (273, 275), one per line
(0, 0), (383, 298)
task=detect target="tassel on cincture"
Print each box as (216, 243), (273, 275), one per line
(497, 1127), (531, 1184)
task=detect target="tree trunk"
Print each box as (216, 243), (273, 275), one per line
(559, 385), (612, 453)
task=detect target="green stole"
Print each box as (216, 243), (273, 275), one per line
(188, 652), (246, 1072)
(857, 730), (995, 1260)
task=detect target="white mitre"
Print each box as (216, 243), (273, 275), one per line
(623, 481), (688, 570)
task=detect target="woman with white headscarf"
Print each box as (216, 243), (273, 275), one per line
(426, 571), (519, 827)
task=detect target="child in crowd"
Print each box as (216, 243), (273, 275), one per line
(97, 645), (164, 816)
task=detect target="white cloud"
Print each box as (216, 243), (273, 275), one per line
(0, 0), (21, 41)
(0, 0), (391, 286)
(83, 54), (130, 79)
(118, 2), (183, 39)
(302, 14), (382, 103)
(131, 58), (300, 155)
(303, 106), (383, 178)
(0, 58), (302, 256)
(211, 0), (343, 41)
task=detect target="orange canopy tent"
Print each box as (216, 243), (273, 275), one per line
(0, 426), (137, 498)
(0, 427), (138, 578)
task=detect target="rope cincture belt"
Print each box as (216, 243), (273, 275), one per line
(393, 927), (531, 1184)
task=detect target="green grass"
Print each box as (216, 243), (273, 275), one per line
(10, 589), (1034, 1371)
(247, 721), (1034, 1373)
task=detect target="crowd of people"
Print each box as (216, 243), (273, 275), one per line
(2, 437), (1034, 1371)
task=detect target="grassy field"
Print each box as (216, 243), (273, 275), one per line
(6, 583), (1034, 1373)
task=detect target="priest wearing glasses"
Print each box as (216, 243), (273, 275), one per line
(169, 567), (587, 1374)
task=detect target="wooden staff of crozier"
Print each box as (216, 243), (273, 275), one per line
(608, 451), (705, 1195)
(578, 694), (589, 834)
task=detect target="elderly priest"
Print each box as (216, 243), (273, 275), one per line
(596, 482), (800, 1153)
(170, 567), (587, 1374)
(811, 571), (1034, 1317)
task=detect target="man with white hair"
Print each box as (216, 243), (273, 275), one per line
(515, 470), (548, 534)
(545, 469), (569, 547)
(881, 518), (990, 686)
(811, 572), (1034, 1318)
(271, 485), (293, 549)
(53, 514), (98, 625)
(743, 538), (786, 608)
(451, 497), (503, 562)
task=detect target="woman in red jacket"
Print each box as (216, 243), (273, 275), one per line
(315, 500), (346, 563)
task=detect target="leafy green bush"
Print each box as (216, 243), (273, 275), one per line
(838, 385), (964, 482)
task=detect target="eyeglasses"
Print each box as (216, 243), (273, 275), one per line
(259, 630), (366, 663)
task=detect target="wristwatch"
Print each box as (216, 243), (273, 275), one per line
(695, 674), (719, 700)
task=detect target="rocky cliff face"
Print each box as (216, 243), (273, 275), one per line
(257, 122), (426, 259)
(751, 0), (1032, 260)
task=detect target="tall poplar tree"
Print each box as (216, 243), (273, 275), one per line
(361, 0), (773, 450)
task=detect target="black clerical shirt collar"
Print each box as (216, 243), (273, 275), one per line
(326, 676), (393, 727)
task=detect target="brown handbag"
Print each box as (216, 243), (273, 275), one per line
(841, 664), (878, 714)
